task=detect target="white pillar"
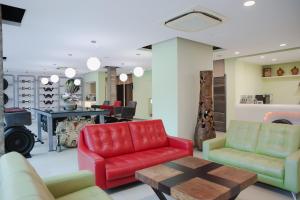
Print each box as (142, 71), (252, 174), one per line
(152, 37), (213, 139)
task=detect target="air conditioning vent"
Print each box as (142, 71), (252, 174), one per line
(165, 11), (223, 32)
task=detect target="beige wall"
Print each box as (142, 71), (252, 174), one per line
(83, 71), (106, 104)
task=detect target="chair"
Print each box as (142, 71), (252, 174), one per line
(107, 101), (137, 123)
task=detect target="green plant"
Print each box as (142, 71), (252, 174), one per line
(62, 79), (80, 102)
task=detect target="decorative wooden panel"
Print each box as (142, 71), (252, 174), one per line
(194, 71), (216, 150)
(214, 76), (226, 132)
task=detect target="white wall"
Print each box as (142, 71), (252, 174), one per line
(152, 37), (213, 139)
(133, 70), (152, 119)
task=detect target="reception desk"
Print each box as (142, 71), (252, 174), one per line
(236, 104), (300, 122)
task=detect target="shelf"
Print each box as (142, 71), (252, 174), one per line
(262, 74), (300, 79)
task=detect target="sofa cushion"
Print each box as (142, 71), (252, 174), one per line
(209, 148), (285, 179)
(0, 152), (55, 200)
(256, 123), (300, 159)
(82, 123), (134, 158)
(105, 147), (189, 181)
(56, 186), (112, 200)
(225, 120), (261, 152)
(128, 120), (169, 152)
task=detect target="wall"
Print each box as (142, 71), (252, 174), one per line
(133, 70), (152, 119)
(152, 38), (178, 135)
(83, 71), (106, 104)
(262, 61), (300, 104)
(224, 59), (262, 128)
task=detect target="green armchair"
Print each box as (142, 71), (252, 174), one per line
(203, 120), (300, 200)
(0, 152), (112, 200)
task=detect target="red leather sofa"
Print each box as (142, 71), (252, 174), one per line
(78, 119), (193, 189)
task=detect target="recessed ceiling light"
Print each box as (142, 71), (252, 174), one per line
(279, 43), (287, 47)
(68, 53), (72, 57)
(244, 1), (256, 7)
(234, 51), (240, 55)
(272, 58), (277, 61)
(260, 55), (265, 59)
(91, 40), (97, 44)
(136, 53), (141, 56)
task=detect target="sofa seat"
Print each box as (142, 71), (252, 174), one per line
(209, 148), (285, 179)
(105, 147), (189, 181)
(56, 186), (110, 200)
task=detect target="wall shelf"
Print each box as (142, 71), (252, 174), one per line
(262, 74), (300, 79)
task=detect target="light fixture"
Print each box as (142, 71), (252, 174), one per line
(119, 73), (128, 82)
(41, 77), (49, 85)
(272, 58), (277, 61)
(280, 43), (287, 47)
(133, 67), (144, 77)
(260, 55), (265, 59)
(244, 1), (256, 7)
(65, 67), (76, 78)
(74, 79), (81, 86)
(50, 75), (59, 83)
(87, 57), (101, 71)
(235, 51), (240, 55)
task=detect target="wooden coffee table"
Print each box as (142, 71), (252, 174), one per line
(136, 156), (257, 200)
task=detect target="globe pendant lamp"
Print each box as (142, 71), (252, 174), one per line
(87, 57), (101, 71)
(119, 73), (128, 106)
(133, 67), (144, 77)
(74, 79), (81, 86)
(50, 75), (59, 83)
(41, 77), (49, 85)
(65, 67), (76, 78)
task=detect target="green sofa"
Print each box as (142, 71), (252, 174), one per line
(0, 152), (112, 200)
(203, 120), (300, 196)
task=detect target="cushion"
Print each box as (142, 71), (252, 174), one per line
(256, 123), (300, 158)
(209, 148), (285, 179)
(0, 152), (55, 200)
(82, 122), (134, 158)
(105, 147), (189, 181)
(128, 120), (169, 151)
(56, 186), (112, 200)
(225, 120), (261, 152)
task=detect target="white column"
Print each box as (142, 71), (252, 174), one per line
(152, 37), (213, 139)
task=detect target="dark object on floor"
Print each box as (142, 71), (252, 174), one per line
(194, 71), (215, 150)
(4, 108), (35, 158)
(272, 119), (293, 125)
(3, 78), (8, 90)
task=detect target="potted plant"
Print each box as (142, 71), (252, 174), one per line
(62, 79), (80, 111)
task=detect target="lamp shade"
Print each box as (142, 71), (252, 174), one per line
(133, 67), (144, 77)
(119, 73), (128, 82)
(65, 68), (76, 78)
(87, 57), (101, 71)
(74, 79), (81, 86)
(50, 75), (59, 83)
(41, 77), (49, 85)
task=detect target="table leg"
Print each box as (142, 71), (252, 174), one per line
(152, 188), (167, 200)
(99, 115), (105, 124)
(37, 113), (42, 142)
(47, 116), (54, 151)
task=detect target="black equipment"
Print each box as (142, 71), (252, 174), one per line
(43, 87), (54, 92)
(4, 108), (35, 158)
(43, 94), (54, 98)
(4, 93), (8, 105)
(3, 78), (8, 90)
(43, 100), (54, 105)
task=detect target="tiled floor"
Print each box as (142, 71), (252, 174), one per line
(27, 121), (293, 200)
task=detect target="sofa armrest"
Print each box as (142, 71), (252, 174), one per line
(44, 171), (94, 198)
(168, 136), (193, 156)
(78, 132), (107, 189)
(202, 136), (226, 160)
(285, 149), (300, 193)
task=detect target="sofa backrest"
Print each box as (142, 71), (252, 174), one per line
(225, 120), (261, 152)
(0, 152), (55, 200)
(128, 120), (169, 152)
(256, 123), (300, 158)
(82, 122), (135, 158)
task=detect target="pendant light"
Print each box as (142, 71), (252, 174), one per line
(87, 57), (101, 71)
(133, 67), (144, 77)
(65, 67), (76, 78)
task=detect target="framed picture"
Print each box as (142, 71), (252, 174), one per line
(263, 67), (272, 77)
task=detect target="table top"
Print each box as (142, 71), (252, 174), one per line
(135, 156), (257, 200)
(32, 108), (106, 114)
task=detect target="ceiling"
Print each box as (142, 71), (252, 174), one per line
(1, 0), (300, 74)
(239, 48), (300, 65)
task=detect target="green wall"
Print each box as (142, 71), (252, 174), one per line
(133, 70), (152, 119)
(83, 71), (106, 104)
